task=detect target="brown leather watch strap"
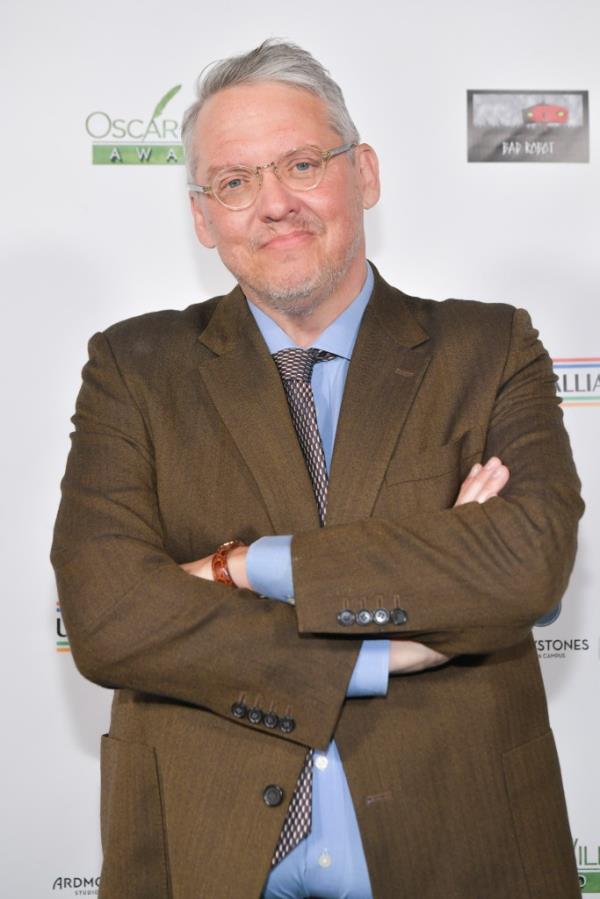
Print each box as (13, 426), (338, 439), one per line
(211, 539), (244, 586)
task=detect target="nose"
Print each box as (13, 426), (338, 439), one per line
(253, 166), (301, 222)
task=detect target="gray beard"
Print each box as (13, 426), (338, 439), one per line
(229, 229), (363, 319)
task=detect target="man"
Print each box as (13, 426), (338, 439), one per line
(51, 40), (584, 899)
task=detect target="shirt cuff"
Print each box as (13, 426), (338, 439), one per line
(346, 640), (390, 698)
(246, 535), (295, 603)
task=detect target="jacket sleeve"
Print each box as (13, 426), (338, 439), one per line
(291, 308), (585, 655)
(50, 330), (360, 750)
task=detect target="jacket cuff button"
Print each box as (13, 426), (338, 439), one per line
(279, 716), (296, 734)
(391, 608), (408, 625)
(263, 712), (279, 729)
(337, 609), (355, 626)
(374, 608), (390, 625)
(248, 707), (263, 725)
(231, 702), (247, 719)
(357, 609), (373, 625)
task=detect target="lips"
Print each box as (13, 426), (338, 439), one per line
(260, 230), (314, 250)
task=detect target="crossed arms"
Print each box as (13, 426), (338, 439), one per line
(50, 304), (583, 748)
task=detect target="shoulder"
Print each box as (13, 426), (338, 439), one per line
(94, 294), (224, 377)
(372, 266), (521, 349)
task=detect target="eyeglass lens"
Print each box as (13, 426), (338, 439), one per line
(214, 147), (325, 208)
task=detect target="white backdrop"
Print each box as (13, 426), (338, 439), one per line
(2, 0), (599, 895)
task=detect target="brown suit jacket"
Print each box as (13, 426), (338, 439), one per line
(51, 265), (584, 899)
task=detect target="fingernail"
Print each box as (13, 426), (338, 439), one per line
(485, 457), (500, 470)
(470, 463), (482, 475)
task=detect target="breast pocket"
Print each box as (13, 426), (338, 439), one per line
(377, 425), (485, 519)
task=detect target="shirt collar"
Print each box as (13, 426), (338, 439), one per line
(246, 262), (374, 359)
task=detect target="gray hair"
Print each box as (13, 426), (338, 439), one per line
(181, 39), (360, 180)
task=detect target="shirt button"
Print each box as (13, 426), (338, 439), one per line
(314, 754), (328, 771)
(318, 850), (332, 868)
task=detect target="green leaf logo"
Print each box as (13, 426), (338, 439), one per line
(150, 84), (182, 120)
(143, 84), (182, 140)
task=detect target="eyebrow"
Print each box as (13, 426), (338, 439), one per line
(203, 145), (315, 182)
(204, 160), (250, 181)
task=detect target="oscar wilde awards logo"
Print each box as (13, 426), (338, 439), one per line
(575, 837), (600, 893)
(553, 358), (600, 407)
(85, 84), (184, 165)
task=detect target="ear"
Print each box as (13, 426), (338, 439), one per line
(355, 143), (381, 210)
(189, 193), (217, 249)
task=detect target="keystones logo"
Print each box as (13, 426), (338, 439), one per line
(553, 358), (600, 407)
(535, 637), (590, 660)
(575, 838), (600, 893)
(85, 84), (183, 165)
(56, 600), (70, 653)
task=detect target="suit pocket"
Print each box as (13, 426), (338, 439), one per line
(99, 734), (171, 899)
(385, 424), (484, 486)
(502, 730), (580, 898)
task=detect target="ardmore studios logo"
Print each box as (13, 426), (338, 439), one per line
(85, 84), (183, 165)
(553, 358), (600, 407)
(575, 838), (600, 893)
(52, 875), (99, 894)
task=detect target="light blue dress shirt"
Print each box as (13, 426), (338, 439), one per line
(245, 264), (390, 899)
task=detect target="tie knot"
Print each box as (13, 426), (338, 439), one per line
(272, 347), (337, 383)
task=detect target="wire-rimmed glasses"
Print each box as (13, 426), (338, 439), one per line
(188, 142), (357, 210)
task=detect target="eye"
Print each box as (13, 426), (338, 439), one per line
(216, 169), (253, 193)
(285, 153), (322, 180)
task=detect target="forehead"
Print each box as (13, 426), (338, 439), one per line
(194, 81), (340, 172)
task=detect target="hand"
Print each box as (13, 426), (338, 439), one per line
(453, 456), (510, 507)
(179, 545), (251, 589)
(389, 455), (510, 674)
(389, 639), (450, 674)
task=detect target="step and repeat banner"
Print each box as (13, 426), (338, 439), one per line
(3, 0), (598, 895)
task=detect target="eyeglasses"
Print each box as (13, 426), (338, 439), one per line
(188, 142), (357, 210)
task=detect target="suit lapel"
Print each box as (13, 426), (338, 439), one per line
(197, 286), (321, 533)
(326, 270), (431, 527)
(196, 271), (431, 533)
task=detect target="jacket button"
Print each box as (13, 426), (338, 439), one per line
(248, 707), (263, 725)
(263, 784), (284, 807)
(391, 607), (408, 625)
(263, 712), (279, 729)
(279, 716), (296, 734)
(357, 609), (373, 625)
(231, 702), (247, 719)
(374, 608), (390, 625)
(337, 609), (355, 626)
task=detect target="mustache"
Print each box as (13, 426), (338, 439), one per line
(250, 213), (325, 250)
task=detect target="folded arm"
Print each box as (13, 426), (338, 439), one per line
(289, 308), (584, 655)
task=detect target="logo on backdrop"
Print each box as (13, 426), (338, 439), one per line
(574, 838), (600, 893)
(535, 636), (590, 660)
(553, 358), (600, 407)
(52, 875), (100, 893)
(85, 84), (183, 165)
(467, 90), (589, 162)
(56, 600), (70, 653)
(535, 603), (562, 627)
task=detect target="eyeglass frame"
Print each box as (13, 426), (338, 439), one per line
(188, 141), (358, 210)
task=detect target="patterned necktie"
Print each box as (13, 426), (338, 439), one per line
(270, 346), (336, 866)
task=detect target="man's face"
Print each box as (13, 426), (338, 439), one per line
(190, 81), (380, 315)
